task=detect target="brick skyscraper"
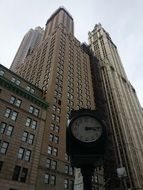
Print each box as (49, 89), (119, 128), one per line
(9, 7), (103, 190)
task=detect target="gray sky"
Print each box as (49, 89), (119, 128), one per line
(0, 0), (143, 106)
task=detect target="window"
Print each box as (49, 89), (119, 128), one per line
(4, 108), (18, 121)
(54, 136), (59, 144)
(11, 111), (18, 121)
(12, 165), (21, 181)
(50, 124), (60, 133)
(49, 134), (54, 142)
(0, 122), (6, 133)
(28, 106), (39, 116)
(56, 116), (60, 123)
(26, 86), (35, 94)
(17, 148), (31, 162)
(29, 106), (34, 113)
(65, 165), (69, 174)
(51, 175), (56, 185)
(0, 123), (14, 136)
(24, 149), (31, 161)
(64, 179), (69, 189)
(22, 132), (34, 144)
(0, 70), (5, 76)
(4, 108), (11, 118)
(44, 173), (50, 184)
(10, 96), (22, 107)
(69, 166), (74, 175)
(0, 161), (3, 171)
(34, 108), (39, 116)
(25, 118), (31, 127)
(51, 160), (57, 170)
(25, 118), (37, 129)
(11, 77), (21, 86)
(52, 114), (56, 121)
(18, 147), (24, 159)
(50, 123), (55, 131)
(44, 174), (56, 185)
(28, 134), (34, 144)
(46, 158), (51, 168)
(53, 147), (58, 156)
(45, 159), (57, 170)
(0, 141), (9, 154)
(57, 107), (61, 114)
(55, 125), (60, 133)
(5, 125), (14, 136)
(20, 168), (28, 182)
(22, 131), (28, 142)
(48, 146), (52, 155)
(12, 165), (28, 183)
(31, 120), (37, 129)
(26, 86), (30, 92)
(49, 134), (59, 144)
(48, 146), (58, 156)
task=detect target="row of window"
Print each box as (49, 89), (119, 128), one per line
(0, 70), (35, 94)
(44, 173), (74, 189)
(4, 108), (38, 129)
(1, 122), (35, 144)
(9, 95), (40, 116)
(0, 140), (32, 162)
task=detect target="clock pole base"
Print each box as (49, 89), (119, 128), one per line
(81, 166), (95, 190)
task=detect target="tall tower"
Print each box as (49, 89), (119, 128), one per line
(10, 27), (44, 72)
(9, 7), (104, 190)
(89, 23), (143, 189)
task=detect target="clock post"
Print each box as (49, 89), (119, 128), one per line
(66, 109), (107, 190)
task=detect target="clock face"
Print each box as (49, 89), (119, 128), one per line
(71, 115), (102, 143)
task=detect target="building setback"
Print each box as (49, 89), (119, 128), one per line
(0, 64), (48, 190)
(89, 23), (143, 189)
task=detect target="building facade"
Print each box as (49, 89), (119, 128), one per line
(0, 64), (48, 189)
(10, 27), (44, 72)
(89, 23), (143, 189)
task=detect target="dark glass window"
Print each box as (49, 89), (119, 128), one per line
(20, 168), (28, 182)
(0, 161), (3, 171)
(12, 165), (21, 181)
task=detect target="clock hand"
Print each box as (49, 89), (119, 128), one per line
(85, 127), (100, 131)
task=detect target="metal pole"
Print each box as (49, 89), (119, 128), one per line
(81, 167), (95, 190)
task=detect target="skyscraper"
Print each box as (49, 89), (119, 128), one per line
(10, 27), (44, 72)
(89, 23), (143, 189)
(8, 7), (104, 190)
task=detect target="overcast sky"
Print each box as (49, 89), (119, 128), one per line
(0, 0), (142, 106)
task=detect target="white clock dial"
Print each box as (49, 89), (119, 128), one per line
(71, 115), (102, 142)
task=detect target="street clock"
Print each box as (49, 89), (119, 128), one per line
(66, 109), (107, 168)
(70, 115), (102, 143)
